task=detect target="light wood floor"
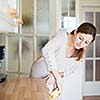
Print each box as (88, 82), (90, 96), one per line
(83, 96), (100, 100)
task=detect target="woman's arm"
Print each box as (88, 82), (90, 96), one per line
(42, 32), (65, 75)
(42, 32), (65, 96)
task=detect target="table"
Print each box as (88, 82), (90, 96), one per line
(0, 78), (50, 100)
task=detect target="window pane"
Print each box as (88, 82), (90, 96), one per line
(62, 16), (76, 32)
(96, 60), (100, 81)
(7, 73), (18, 78)
(36, 0), (49, 34)
(8, 36), (18, 71)
(21, 37), (33, 74)
(85, 12), (93, 23)
(96, 12), (100, 33)
(61, 0), (76, 30)
(36, 36), (49, 58)
(96, 36), (100, 57)
(22, 0), (34, 34)
(85, 60), (93, 81)
(69, 0), (75, 16)
(62, 0), (68, 16)
(86, 43), (93, 58)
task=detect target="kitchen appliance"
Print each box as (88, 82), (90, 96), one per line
(0, 46), (7, 83)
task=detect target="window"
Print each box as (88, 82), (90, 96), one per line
(61, 0), (76, 32)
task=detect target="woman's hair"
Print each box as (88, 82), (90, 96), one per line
(70, 22), (97, 61)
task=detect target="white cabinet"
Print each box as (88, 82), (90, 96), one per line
(0, 0), (18, 33)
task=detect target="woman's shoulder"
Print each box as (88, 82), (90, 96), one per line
(58, 30), (68, 41)
(52, 30), (68, 40)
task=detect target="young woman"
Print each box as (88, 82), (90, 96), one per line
(30, 22), (96, 99)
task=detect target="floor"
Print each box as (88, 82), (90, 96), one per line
(83, 96), (100, 100)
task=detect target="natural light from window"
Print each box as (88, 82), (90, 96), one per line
(61, 16), (76, 33)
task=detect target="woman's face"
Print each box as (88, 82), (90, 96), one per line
(74, 32), (93, 49)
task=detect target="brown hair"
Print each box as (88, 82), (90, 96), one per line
(70, 22), (96, 61)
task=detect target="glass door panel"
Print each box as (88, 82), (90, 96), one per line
(85, 60), (93, 81)
(96, 12), (100, 33)
(86, 43), (93, 58)
(36, 0), (49, 34)
(96, 60), (100, 81)
(85, 12), (93, 23)
(62, 0), (68, 16)
(69, 0), (75, 16)
(21, 36), (33, 74)
(36, 36), (49, 58)
(22, 0), (34, 34)
(8, 36), (18, 71)
(96, 36), (100, 57)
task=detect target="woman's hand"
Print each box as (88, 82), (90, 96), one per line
(50, 78), (62, 99)
(42, 70), (62, 98)
(49, 71), (62, 98)
(42, 72), (56, 93)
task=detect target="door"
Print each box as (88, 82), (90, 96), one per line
(82, 7), (100, 96)
(7, 0), (60, 78)
(7, 0), (49, 77)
